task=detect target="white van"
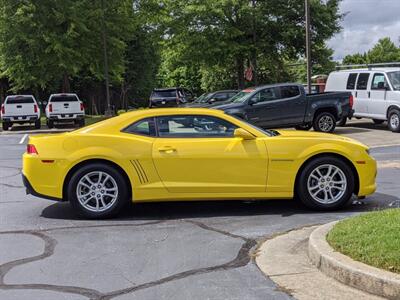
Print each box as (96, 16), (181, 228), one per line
(45, 93), (85, 128)
(1, 95), (41, 131)
(325, 67), (400, 132)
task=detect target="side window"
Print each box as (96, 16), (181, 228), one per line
(213, 93), (227, 100)
(123, 117), (156, 137)
(371, 73), (388, 90)
(346, 73), (358, 90)
(356, 73), (370, 90)
(251, 87), (279, 103)
(156, 115), (237, 138)
(280, 86), (300, 98)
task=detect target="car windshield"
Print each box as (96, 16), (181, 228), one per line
(231, 90), (254, 103)
(50, 95), (78, 102)
(194, 93), (211, 103)
(228, 113), (278, 137)
(6, 96), (34, 104)
(152, 90), (177, 98)
(388, 71), (400, 91)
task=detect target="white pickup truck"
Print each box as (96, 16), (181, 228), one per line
(1, 95), (41, 131)
(45, 93), (85, 128)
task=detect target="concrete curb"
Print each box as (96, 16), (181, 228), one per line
(308, 221), (400, 299)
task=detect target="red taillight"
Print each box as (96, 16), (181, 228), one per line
(27, 144), (38, 155)
(1, 104), (4, 115)
(34, 104), (38, 113)
(349, 95), (354, 108)
(80, 103), (84, 111)
(49, 104), (53, 112)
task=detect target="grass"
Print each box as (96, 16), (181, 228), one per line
(327, 209), (400, 274)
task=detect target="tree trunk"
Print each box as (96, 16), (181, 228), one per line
(236, 56), (245, 89)
(91, 93), (98, 115)
(62, 74), (71, 93)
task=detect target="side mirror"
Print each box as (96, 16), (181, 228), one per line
(234, 128), (255, 140)
(248, 98), (256, 106)
(208, 98), (217, 103)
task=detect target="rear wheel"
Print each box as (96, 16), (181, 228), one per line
(78, 118), (85, 127)
(337, 117), (347, 127)
(47, 120), (54, 129)
(373, 119), (384, 125)
(296, 156), (354, 211)
(313, 112), (336, 133)
(387, 109), (400, 133)
(68, 163), (129, 218)
(34, 119), (41, 129)
(2, 121), (10, 131)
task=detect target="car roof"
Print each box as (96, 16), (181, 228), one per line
(243, 83), (302, 92)
(211, 90), (239, 93)
(153, 88), (182, 91)
(6, 95), (34, 98)
(50, 93), (78, 96)
(334, 67), (400, 73)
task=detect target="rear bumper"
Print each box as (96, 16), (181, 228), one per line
(48, 113), (84, 121)
(2, 115), (39, 122)
(22, 173), (62, 201)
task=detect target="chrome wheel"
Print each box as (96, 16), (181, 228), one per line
(318, 116), (334, 132)
(307, 164), (347, 204)
(390, 114), (399, 129)
(76, 171), (119, 212)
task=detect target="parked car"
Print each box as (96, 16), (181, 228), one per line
(325, 67), (400, 132)
(186, 90), (239, 107)
(213, 83), (354, 133)
(149, 88), (194, 108)
(45, 93), (85, 128)
(23, 108), (376, 218)
(1, 95), (41, 131)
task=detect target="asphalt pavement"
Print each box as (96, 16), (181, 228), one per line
(0, 124), (399, 300)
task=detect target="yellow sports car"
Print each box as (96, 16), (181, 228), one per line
(22, 108), (376, 218)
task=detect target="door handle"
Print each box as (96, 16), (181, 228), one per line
(355, 91), (357, 97)
(368, 91), (370, 98)
(158, 146), (176, 154)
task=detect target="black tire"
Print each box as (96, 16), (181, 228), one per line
(337, 117), (347, 127)
(68, 163), (129, 219)
(296, 156), (355, 211)
(387, 109), (400, 133)
(372, 119), (384, 125)
(47, 120), (54, 129)
(2, 122), (10, 131)
(295, 123), (312, 131)
(79, 119), (85, 127)
(34, 119), (41, 129)
(313, 112), (336, 133)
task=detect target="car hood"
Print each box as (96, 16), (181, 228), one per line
(275, 130), (368, 148)
(212, 102), (243, 110)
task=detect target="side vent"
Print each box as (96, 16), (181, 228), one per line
(130, 160), (149, 184)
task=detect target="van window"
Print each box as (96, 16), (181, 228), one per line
(356, 73), (370, 90)
(346, 73), (358, 89)
(371, 73), (387, 90)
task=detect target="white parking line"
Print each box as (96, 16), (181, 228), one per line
(19, 134), (28, 144)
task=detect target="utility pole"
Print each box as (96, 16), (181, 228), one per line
(251, 0), (258, 86)
(101, 0), (112, 116)
(305, 0), (312, 94)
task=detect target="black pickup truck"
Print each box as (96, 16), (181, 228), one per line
(213, 83), (353, 133)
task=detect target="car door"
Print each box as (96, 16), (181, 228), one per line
(244, 87), (281, 127)
(277, 85), (306, 125)
(151, 114), (268, 193)
(368, 73), (390, 119)
(354, 73), (370, 115)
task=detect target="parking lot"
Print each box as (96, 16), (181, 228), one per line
(0, 121), (400, 300)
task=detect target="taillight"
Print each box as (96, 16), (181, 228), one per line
(80, 103), (84, 111)
(1, 104), (4, 115)
(349, 95), (354, 108)
(27, 144), (38, 155)
(34, 104), (38, 113)
(49, 104), (53, 112)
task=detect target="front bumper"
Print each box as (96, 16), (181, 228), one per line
(356, 157), (377, 197)
(22, 173), (62, 201)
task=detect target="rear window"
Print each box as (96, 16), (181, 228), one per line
(346, 73), (358, 89)
(50, 95), (79, 102)
(6, 96), (34, 104)
(356, 73), (370, 90)
(152, 90), (177, 98)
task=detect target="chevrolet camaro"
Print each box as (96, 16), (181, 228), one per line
(22, 108), (377, 218)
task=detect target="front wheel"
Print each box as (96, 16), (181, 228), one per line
(313, 112), (336, 133)
(296, 156), (354, 210)
(388, 109), (400, 133)
(68, 163), (129, 218)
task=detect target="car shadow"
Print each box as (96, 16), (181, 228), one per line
(40, 192), (399, 221)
